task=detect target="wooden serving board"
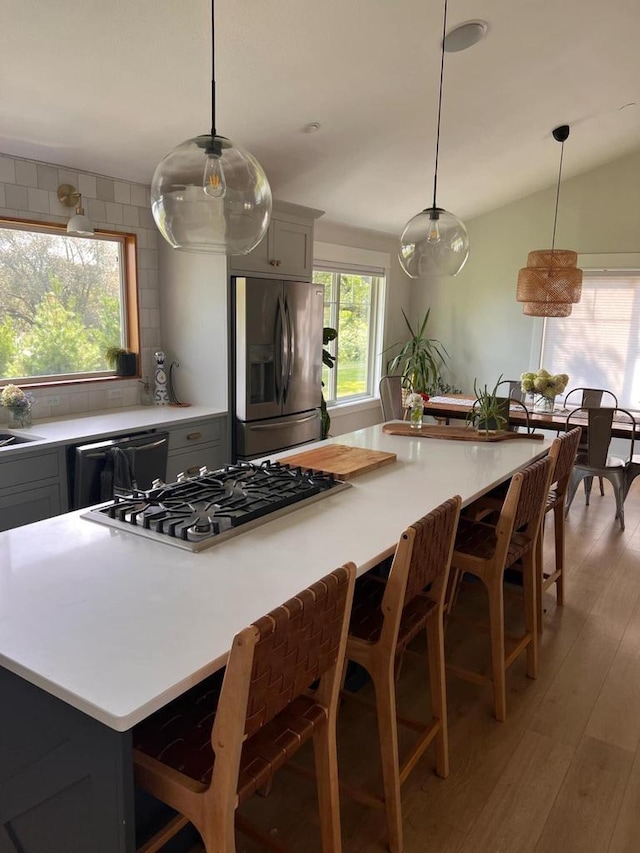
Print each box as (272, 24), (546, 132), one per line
(280, 444), (397, 479)
(382, 423), (545, 441)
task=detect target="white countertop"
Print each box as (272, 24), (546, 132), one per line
(0, 425), (552, 731)
(0, 405), (227, 454)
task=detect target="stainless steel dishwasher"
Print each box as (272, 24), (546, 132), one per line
(69, 431), (169, 509)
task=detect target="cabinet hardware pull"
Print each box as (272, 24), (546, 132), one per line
(269, 259), (282, 267)
(186, 432), (202, 441)
(186, 466), (200, 475)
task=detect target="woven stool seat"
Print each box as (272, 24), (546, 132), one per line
(135, 682), (325, 802)
(348, 574), (437, 654)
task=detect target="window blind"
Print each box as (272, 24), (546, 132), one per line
(541, 272), (640, 408)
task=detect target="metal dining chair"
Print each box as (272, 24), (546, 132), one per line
(562, 388), (619, 497)
(379, 375), (405, 421)
(565, 407), (636, 530)
(133, 565), (356, 853)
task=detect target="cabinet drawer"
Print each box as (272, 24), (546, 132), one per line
(166, 445), (223, 482)
(168, 420), (222, 451)
(0, 484), (62, 532)
(1, 451), (59, 490)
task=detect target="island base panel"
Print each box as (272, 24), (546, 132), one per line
(0, 667), (135, 853)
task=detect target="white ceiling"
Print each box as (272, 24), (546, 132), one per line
(1, 0), (639, 234)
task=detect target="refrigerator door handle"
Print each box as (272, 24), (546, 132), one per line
(274, 294), (285, 404)
(283, 297), (294, 404)
(247, 412), (320, 430)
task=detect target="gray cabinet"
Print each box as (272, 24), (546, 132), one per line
(228, 200), (323, 282)
(0, 448), (67, 532)
(165, 415), (229, 481)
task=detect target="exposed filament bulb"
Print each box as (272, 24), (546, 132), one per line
(203, 153), (226, 198)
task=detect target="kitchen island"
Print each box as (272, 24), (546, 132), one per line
(0, 425), (552, 852)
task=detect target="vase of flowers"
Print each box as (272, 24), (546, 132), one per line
(406, 392), (425, 429)
(1, 384), (34, 427)
(521, 370), (569, 413)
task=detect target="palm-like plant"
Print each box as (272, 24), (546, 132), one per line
(385, 308), (448, 394)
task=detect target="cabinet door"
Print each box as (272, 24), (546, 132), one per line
(228, 230), (271, 275)
(269, 219), (313, 280)
(0, 484), (62, 532)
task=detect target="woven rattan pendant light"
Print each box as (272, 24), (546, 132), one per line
(516, 125), (582, 316)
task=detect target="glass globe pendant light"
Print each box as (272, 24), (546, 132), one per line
(151, 0), (272, 255)
(399, 0), (469, 278)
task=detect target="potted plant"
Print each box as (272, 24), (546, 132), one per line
(385, 308), (449, 399)
(468, 375), (508, 434)
(320, 327), (337, 440)
(105, 346), (137, 377)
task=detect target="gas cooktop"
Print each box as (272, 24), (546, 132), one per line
(82, 459), (350, 551)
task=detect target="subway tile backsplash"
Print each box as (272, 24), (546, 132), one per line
(0, 152), (161, 423)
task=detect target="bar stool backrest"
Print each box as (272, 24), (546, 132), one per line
(241, 566), (355, 738)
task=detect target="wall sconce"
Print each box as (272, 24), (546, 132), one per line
(57, 184), (95, 236)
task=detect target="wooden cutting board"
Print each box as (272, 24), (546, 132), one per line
(382, 423), (545, 441)
(280, 444), (397, 479)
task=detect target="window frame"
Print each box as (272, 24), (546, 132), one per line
(313, 264), (385, 406)
(0, 215), (140, 388)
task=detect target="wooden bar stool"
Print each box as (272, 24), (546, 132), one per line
(447, 455), (553, 722)
(340, 496), (461, 853)
(537, 427), (581, 630)
(133, 564), (356, 853)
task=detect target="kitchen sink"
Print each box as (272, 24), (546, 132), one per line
(0, 431), (41, 447)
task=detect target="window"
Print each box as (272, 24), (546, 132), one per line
(0, 218), (138, 386)
(313, 265), (384, 404)
(540, 270), (640, 408)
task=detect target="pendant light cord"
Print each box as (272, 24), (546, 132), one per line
(210, 0), (217, 139)
(550, 139), (564, 252)
(431, 0), (448, 210)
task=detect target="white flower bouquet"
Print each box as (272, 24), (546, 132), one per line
(405, 392), (425, 408)
(1, 384), (34, 426)
(1, 384), (33, 410)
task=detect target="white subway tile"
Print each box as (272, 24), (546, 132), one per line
(5, 184), (28, 209)
(27, 187), (51, 214)
(0, 156), (16, 183)
(105, 201), (124, 224)
(114, 182), (131, 205)
(78, 173), (97, 199)
(87, 198), (106, 221)
(130, 184), (148, 207)
(96, 177), (115, 202)
(139, 288), (159, 309)
(0, 185), (5, 208)
(15, 160), (38, 187)
(58, 168), (79, 188)
(37, 164), (59, 192)
(122, 204), (139, 227)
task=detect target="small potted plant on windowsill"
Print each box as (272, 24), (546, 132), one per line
(105, 346), (137, 377)
(468, 375), (508, 435)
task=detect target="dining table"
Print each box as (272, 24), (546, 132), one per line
(423, 394), (640, 440)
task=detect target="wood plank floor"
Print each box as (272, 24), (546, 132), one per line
(190, 481), (640, 853)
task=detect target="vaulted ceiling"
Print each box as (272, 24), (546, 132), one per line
(2, 0), (639, 234)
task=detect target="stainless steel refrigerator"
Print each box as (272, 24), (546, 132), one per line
(233, 276), (324, 459)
